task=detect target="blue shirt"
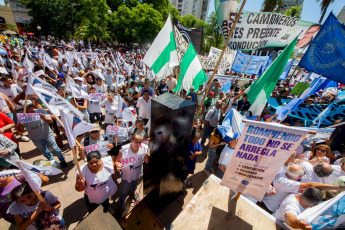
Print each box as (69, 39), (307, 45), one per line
(140, 87), (155, 96)
(187, 141), (202, 171)
(187, 92), (196, 102)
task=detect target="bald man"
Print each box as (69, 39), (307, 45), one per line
(261, 164), (345, 213)
(300, 161), (333, 183)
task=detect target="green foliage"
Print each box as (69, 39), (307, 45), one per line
(261, 0), (283, 12)
(203, 12), (223, 53)
(5, 23), (19, 33)
(283, 6), (302, 18)
(110, 3), (163, 44)
(179, 14), (206, 28)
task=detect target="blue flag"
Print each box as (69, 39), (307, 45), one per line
(279, 59), (294, 80)
(299, 12), (345, 84)
(276, 76), (324, 120)
(231, 52), (272, 76)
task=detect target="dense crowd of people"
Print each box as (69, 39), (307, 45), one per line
(0, 37), (344, 229)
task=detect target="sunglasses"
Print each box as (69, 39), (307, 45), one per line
(316, 148), (326, 153)
(133, 141), (142, 144)
(90, 130), (100, 134)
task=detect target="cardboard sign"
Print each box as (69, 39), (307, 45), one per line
(17, 113), (41, 124)
(220, 120), (308, 201)
(89, 93), (103, 101)
(106, 125), (127, 137)
(85, 141), (109, 155)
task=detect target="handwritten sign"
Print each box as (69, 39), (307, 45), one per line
(89, 93), (104, 101)
(85, 141), (109, 155)
(220, 120), (308, 201)
(106, 125), (127, 137)
(17, 113), (41, 124)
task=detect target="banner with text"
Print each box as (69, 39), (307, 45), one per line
(220, 120), (308, 201)
(17, 113), (41, 124)
(231, 52), (272, 76)
(217, 10), (319, 50)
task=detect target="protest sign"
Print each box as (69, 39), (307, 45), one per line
(290, 82), (311, 95)
(106, 125), (127, 137)
(220, 120), (308, 201)
(217, 11), (318, 50)
(89, 93), (103, 101)
(85, 141), (109, 155)
(17, 113), (41, 124)
(198, 47), (236, 70)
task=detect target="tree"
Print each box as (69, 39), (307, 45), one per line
(20, 0), (80, 38)
(110, 3), (163, 45)
(179, 14), (206, 28)
(283, 6), (302, 18)
(261, 0), (283, 12)
(316, 0), (335, 23)
(203, 12), (223, 53)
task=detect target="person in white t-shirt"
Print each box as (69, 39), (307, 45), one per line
(262, 163), (344, 213)
(92, 77), (107, 94)
(322, 162), (345, 185)
(136, 90), (151, 124)
(274, 188), (323, 230)
(88, 87), (103, 125)
(166, 75), (177, 93)
(115, 133), (150, 210)
(217, 133), (238, 179)
(75, 151), (117, 214)
(100, 94), (118, 129)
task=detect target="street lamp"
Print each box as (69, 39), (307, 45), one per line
(107, 9), (112, 15)
(37, 25), (41, 31)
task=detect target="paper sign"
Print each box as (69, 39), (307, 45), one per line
(17, 113), (41, 124)
(89, 93), (103, 101)
(220, 120), (308, 201)
(106, 125), (127, 137)
(85, 141), (109, 155)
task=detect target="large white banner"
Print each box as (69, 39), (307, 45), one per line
(221, 120), (308, 201)
(217, 10), (319, 50)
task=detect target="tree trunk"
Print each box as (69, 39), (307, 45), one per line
(318, 5), (329, 24)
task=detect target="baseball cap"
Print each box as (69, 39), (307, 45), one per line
(74, 77), (84, 82)
(209, 92), (214, 96)
(57, 73), (65, 78)
(190, 86), (195, 90)
(90, 123), (101, 132)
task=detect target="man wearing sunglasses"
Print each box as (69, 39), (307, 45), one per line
(78, 124), (114, 159)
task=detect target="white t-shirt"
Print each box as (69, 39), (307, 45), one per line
(93, 84), (107, 94)
(263, 172), (301, 212)
(120, 143), (148, 183)
(7, 191), (61, 230)
(100, 99), (118, 123)
(0, 95), (10, 113)
(136, 97), (151, 119)
(80, 156), (117, 204)
(166, 77), (177, 91)
(219, 146), (235, 168)
(322, 165), (345, 185)
(196, 89), (204, 105)
(273, 194), (305, 222)
(88, 96), (102, 113)
(0, 85), (23, 110)
(300, 162), (321, 183)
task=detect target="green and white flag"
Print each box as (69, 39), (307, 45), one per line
(173, 43), (207, 92)
(143, 15), (179, 81)
(247, 36), (298, 116)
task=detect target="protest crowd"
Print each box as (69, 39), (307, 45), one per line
(1, 8), (345, 230)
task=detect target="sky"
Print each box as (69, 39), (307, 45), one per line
(207, 0), (345, 24)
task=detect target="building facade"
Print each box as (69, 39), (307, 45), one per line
(0, 0), (16, 31)
(170, 0), (210, 21)
(9, 0), (32, 34)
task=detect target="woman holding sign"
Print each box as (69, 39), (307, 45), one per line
(75, 150), (117, 214)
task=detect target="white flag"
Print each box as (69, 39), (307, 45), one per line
(16, 160), (41, 192)
(27, 72), (57, 93)
(20, 160), (63, 176)
(66, 77), (91, 100)
(121, 107), (136, 125)
(23, 53), (34, 71)
(60, 109), (95, 148)
(27, 84), (86, 119)
(116, 96), (123, 118)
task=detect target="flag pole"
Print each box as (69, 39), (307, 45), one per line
(193, 0), (247, 125)
(23, 95), (28, 113)
(72, 145), (83, 179)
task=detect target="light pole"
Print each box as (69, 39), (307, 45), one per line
(107, 9), (112, 15)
